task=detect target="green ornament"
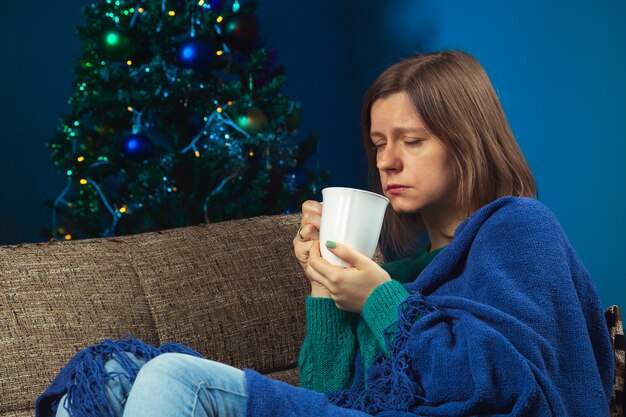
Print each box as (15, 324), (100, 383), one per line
(101, 31), (133, 61)
(235, 106), (268, 133)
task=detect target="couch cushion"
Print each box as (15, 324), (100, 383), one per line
(0, 410), (33, 417)
(130, 214), (309, 374)
(0, 239), (159, 414)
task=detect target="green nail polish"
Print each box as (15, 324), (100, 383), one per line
(325, 240), (336, 249)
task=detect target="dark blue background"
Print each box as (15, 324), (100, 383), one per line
(1, 0), (624, 309)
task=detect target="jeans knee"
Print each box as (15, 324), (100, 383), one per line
(123, 354), (247, 416)
(134, 353), (190, 384)
(135, 353), (245, 392)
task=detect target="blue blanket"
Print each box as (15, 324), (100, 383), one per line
(36, 337), (202, 417)
(243, 197), (614, 416)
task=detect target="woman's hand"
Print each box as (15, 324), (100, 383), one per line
(307, 241), (392, 313)
(293, 200), (332, 297)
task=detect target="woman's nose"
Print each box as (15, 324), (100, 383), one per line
(376, 145), (401, 171)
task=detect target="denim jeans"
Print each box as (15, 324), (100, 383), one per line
(55, 352), (248, 417)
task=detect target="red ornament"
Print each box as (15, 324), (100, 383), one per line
(221, 13), (260, 52)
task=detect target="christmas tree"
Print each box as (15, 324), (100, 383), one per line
(45, 0), (327, 241)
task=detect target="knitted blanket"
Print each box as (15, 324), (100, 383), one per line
(35, 336), (202, 417)
(244, 197), (614, 416)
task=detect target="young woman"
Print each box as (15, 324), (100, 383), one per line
(40, 50), (614, 417)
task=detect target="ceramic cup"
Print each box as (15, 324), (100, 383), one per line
(319, 187), (389, 267)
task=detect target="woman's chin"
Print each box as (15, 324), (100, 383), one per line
(389, 202), (420, 215)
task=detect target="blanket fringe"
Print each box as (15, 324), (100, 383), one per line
(62, 334), (202, 417)
(327, 293), (435, 414)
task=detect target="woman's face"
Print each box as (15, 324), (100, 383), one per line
(370, 91), (458, 219)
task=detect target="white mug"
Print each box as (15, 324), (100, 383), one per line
(319, 187), (389, 267)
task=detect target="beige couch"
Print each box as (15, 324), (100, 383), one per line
(0, 214), (312, 417)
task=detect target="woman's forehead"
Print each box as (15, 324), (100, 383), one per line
(370, 94), (426, 134)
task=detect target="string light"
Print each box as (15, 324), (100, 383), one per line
(138, 7), (144, 13)
(127, 60), (132, 66)
(216, 50), (223, 56)
(65, 234), (72, 241)
(119, 205), (127, 213)
(80, 179), (88, 185)
(198, 0), (205, 5)
(217, 16), (223, 23)
(216, 107), (223, 113)
(168, 10), (175, 16)
(77, 156), (85, 162)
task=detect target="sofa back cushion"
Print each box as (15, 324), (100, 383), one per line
(0, 214), (308, 415)
(0, 237), (159, 414)
(129, 214), (309, 373)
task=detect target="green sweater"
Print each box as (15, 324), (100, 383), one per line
(297, 247), (445, 392)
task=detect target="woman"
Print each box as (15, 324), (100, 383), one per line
(40, 50), (613, 417)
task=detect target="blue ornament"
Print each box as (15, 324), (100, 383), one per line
(176, 38), (213, 70)
(123, 134), (153, 161)
(211, 0), (225, 11)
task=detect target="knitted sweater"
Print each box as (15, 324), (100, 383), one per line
(298, 247), (444, 392)
(244, 197), (614, 416)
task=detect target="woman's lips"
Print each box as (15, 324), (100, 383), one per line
(386, 185), (409, 194)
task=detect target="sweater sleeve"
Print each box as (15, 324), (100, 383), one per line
(361, 280), (410, 355)
(297, 296), (358, 392)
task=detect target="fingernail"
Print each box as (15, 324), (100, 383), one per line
(325, 240), (336, 249)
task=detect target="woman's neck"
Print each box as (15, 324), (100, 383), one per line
(422, 207), (467, 252)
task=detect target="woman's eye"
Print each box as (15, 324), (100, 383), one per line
(405, 139), (423, 146)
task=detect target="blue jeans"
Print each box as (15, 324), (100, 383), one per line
(55, 352), (248, 417)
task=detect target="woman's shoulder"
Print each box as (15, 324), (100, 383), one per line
(453, 196), (568, 253)
(461, 197), (560, 234)
(483, 196), (554, 221)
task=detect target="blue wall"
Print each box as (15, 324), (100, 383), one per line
(1, 0), (624, 309)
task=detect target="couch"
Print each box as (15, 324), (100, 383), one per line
(0, 213), (623, 416)
(1, 214), (316, 417)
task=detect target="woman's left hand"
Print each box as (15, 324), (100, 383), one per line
(307, 240), (392, 313)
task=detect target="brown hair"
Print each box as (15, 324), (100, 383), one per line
(362, 50), (537, 260)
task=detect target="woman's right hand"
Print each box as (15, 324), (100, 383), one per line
(293, 200), (332, 297)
